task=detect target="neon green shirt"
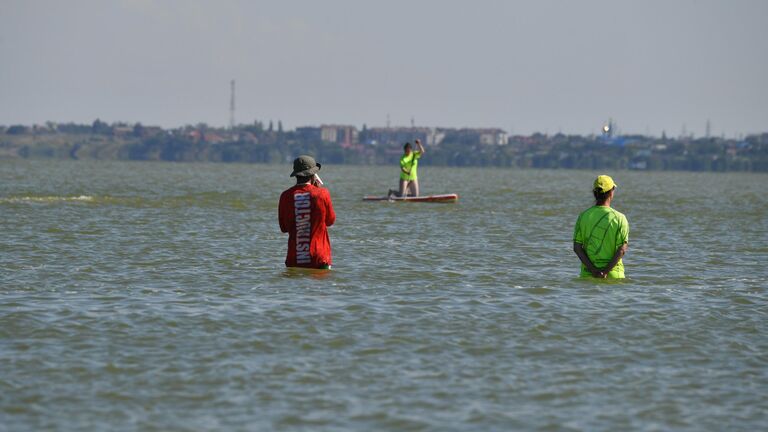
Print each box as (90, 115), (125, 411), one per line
(399, 151), (422, 181)
(573, 206), (629, 278)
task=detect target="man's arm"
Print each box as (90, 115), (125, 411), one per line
(278, 194), (289, 233)
(601, 243), (628, 275)
(323, 190), (335, 227)
(573, 242), (605, 278)
(415, 139), (425, 154)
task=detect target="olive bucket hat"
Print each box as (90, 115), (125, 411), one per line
(290, 155), (321, 177)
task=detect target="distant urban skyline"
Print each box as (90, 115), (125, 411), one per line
(1, 0), (766, 137)
(6, 115), (748, 140)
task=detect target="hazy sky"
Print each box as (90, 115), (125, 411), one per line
(1, 0), (766, 136)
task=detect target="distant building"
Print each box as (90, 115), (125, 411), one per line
(240, 131), (258, 143)
(112, 126), (134, 137)
(203, 132), (226, 144)
(320, 125), (358, 146)
(295, 127), (322, 143)
(32, 123), (57, 133)
(188, 130), (202, 142)
(140, 126), (164, 138)
(429, 130), (446, 147)
(186, 128), (227, 144)
(477, 128), (508, 145)
(6, 125), (29, 135)
(363, 127), (443, 147)
(442, 128), (508, 146)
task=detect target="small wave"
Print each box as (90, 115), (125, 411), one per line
(0, 195), (95, 203)
(0, 194), (252, 208)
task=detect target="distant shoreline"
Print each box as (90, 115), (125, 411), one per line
(1, 122), (766, 172)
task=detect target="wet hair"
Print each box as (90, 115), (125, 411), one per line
(403, 142), (412, 152)
(593, 187), (614, 205)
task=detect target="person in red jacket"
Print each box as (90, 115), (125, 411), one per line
(278, 155), (336, 269)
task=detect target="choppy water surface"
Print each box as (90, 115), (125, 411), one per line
(1, 160), (767, 431)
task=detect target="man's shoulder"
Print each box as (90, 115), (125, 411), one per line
(578, 205), (622, 222)
(280, 186), (297, 199)
(578, 206), (598, 218)
(311, 186), (332, 200)
(610, 208), (628, 220)
(280, 185), (312, 200)
(283, 184), (331, 201)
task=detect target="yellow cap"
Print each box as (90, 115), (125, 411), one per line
(593, 175), (617, 193)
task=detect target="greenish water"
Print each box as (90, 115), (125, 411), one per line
(1, 160), (767, 431)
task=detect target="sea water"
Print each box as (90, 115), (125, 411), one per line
(1, 160), (766, 430)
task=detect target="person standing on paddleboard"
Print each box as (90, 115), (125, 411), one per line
(573, 175), (629, 279)
(278, 155), (335, 269)
(389, 139), (425, 198)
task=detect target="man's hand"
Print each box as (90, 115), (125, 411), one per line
(415, 139), (425, 153)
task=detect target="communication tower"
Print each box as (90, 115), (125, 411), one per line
(229, 80), (236, 129)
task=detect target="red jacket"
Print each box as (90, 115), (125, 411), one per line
(278, 183), (335, 268)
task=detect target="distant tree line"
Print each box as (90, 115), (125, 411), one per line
(1, 120), (767, 172)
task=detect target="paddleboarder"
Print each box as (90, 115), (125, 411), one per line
(278, 155), (335, 269)
(572, 175), (629, 278)
(389, 139), (425, 198)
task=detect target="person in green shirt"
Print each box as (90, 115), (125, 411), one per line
(388, 139), (425, 197)
(573, 175), (629, 278)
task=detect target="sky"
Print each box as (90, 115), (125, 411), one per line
(1, 0), (766, 137)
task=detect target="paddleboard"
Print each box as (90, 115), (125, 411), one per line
(362, 193), (459, 203)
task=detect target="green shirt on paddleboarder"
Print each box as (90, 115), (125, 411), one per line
(573, 175), (629, 279)
(399, 149), (422, 181)
(388, 139), (426, 198)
